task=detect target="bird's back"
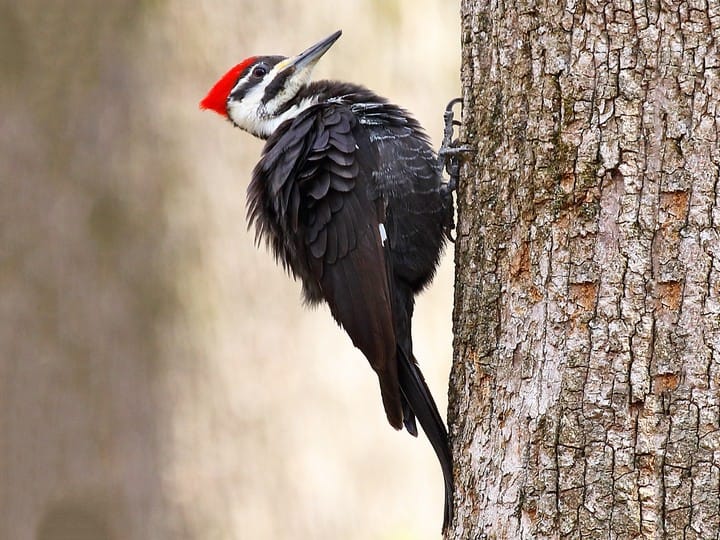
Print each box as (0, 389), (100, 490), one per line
(303, 81), (451, 293)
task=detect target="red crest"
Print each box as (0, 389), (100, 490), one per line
(200, 57), (257, 117)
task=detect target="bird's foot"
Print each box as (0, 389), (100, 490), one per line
(438, 98), (472, 242)
(437, 98), (473, 181)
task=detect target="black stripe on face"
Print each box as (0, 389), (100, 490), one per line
(261, 66), (296, 105)
(228, 79), (256, 103)
(229, 56), (286, 103)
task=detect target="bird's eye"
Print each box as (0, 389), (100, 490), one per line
(252, 66), (267, 78)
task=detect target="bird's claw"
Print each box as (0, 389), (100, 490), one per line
(438, 97), (472, 186)
(438, 98), (472, 243)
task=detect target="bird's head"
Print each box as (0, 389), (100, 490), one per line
(200, 30), (342, 138)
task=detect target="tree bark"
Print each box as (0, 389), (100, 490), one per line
(450, 0), (720, 538)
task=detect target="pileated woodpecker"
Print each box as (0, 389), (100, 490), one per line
(201, 30), (454, 530)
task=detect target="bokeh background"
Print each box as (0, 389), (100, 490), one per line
(0, 1), (459, 538)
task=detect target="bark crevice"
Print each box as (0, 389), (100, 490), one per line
(451, 0), (720, 537)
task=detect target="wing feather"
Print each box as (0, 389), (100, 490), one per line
(247, 103), (403, 428)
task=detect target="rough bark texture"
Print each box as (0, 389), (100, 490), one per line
(450, 0), (720, 538)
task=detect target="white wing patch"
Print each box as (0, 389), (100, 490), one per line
(379, 223), (388, 246)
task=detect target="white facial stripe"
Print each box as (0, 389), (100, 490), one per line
(263, 63), (315, 116)
(228, 94), (318, 138)
(261, 97), (318, 135)
(226, 66), (274, 136)
(229, 61), (289, 109)
(229, 70), (253, 96)
(226, 61), (320, 138)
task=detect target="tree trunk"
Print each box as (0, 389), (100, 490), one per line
(450, 0), (720, 538)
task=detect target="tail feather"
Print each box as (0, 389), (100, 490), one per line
(397, 347), (453, 532)
(401, 396), (418, 436)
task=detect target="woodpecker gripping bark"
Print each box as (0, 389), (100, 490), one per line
(200, 30), (454, 531)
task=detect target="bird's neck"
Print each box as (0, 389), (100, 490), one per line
(250, 95), (319, 139)
(252, 81), (386, 140)
(297, 80), (386, 106)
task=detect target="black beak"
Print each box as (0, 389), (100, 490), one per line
(284, 30), (342, 72)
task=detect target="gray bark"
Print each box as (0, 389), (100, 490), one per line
(450, 0), (720, 538)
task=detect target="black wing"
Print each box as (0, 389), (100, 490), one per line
(247, 103), (404, 429)
(352, 101), (450, 292)
(248, 99), (454, 530)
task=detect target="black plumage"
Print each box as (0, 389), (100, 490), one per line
(201, 31), (454, 530)
(246, 82), (453, 528)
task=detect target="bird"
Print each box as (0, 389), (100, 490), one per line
(200, 30), (454, 531)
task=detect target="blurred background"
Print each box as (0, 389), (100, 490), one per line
(0, 1), (459, 538)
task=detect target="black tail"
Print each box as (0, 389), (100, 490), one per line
(397, 346), (453, 532)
